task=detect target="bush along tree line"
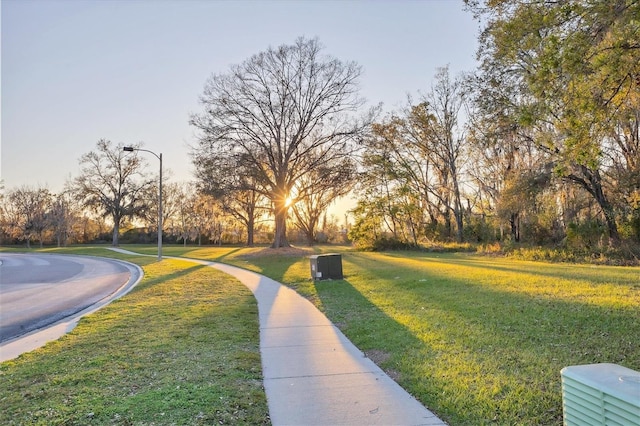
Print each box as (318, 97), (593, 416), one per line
(2, 6), (639, 260)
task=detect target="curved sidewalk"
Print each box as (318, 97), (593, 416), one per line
(209, 261), (446, 426)
(111, 248), (445, 426)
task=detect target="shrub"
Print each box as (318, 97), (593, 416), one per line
(370, 237), (422, 251)
(566, 220), (607, 250)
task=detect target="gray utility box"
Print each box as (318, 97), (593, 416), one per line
(310, 254), (343, 280)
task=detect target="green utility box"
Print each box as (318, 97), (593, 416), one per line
(561, 363), (640, 425)
(309, 254), (343, 280)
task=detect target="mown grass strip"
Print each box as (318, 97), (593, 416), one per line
(147, 245), (639, 425)
(0, 249), (269, 425)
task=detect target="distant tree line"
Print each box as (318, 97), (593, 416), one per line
(2, 3), (638, 255)
(188, 9), (639, 253)
(0, 141), (347, 248)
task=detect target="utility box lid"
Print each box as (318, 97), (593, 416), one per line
(562, 363), (640, 404)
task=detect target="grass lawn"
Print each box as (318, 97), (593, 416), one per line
(131, 244), (639, 425)
(2, 244), (638, 424)
(0, 247), (269, 425)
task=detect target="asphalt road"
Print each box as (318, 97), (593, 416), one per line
(0, 253), (133, 343)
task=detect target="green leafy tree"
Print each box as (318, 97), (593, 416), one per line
(468, 0), (640, 244)
(606, 99), (640, 241)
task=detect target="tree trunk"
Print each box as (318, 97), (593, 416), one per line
(247, 215), (255, 247)
(302, 214), (318, 246)
(510, 212), (520, 242)
(568, 167), (620, 245)
(451, 157), (464, 243)
(305, 228), (315, 246)
(444, 209), (452, 239)
(453, 205), (464, 243)
(589, 175), (620, 245)
(596, 192), (620, 245)
(271, 201), (290, 248)
(112, 220), (120, 246)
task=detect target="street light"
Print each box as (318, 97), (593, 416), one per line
(123, 146), (163, 261)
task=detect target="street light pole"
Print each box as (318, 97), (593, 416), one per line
(123, 146), (163, 261)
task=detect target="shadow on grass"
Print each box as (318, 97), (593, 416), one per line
(164, 246), (246, 262)
(133, 263), (208, 291)
(133, 245), (249, 263)
(210, 247), (244, 262)
(309, 253), (640, 425)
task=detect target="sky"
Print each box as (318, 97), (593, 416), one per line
(1, 0), (480, 196)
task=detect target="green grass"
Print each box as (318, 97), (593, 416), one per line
(2, 244), (639, 424)
(0, 247), (269, 425)
(333, 253), (639, 425)
(138, 245), (640, 425)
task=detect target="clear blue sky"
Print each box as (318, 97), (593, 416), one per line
(1, 0), (479, 193)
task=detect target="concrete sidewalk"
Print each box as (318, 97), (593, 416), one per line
(207, 261), (446, 425)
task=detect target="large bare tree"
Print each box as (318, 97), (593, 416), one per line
(414, 67), (467, 242)
(71, 139), (153, 246)
(191, 37), (370, 248)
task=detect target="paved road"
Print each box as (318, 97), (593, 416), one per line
(0, 253), (132, 343)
